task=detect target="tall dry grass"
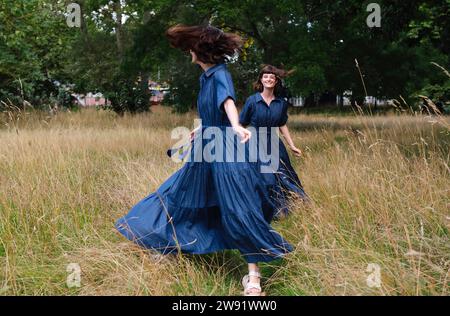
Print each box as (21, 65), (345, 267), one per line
(0, 106), (448, 295)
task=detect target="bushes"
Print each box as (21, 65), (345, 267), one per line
(103, 77), (150, 115)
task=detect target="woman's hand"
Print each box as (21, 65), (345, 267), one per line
(279, 125), (301, 157)
(233, 125), (252, 143)
(189, 126), (200, 142)
(223, 99), (251, 143)
(289, 145), (302, 157)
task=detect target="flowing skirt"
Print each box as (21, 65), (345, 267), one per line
(115, 126), (293, 263)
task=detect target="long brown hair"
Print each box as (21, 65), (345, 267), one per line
(253, 64), (295, 97)
(166, 24), (243, 64)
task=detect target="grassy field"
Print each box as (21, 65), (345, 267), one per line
(0, 106), (449, 295)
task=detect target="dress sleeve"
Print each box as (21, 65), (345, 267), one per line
(239, 97), (253, 126)
(279, 100), (289, 126)
(214, 69), (236, 111)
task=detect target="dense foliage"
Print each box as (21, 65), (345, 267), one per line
(0, 0), (448, 113)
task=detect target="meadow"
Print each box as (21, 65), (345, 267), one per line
(0, 106), (448, 295)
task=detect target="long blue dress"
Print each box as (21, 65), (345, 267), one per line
(115, 63), (293, 263)
(239, 93), (308, 218)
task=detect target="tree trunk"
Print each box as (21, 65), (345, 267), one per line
(78, 0), (92, 51)
(113, 0), (124, 60)
(139, 71), (151, 109)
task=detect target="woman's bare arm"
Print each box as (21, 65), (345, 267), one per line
(279, 125), (302, 157)
(223, 98), (251, 143)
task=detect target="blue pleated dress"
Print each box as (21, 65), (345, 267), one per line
(239, 93), (309, 218)
(115, 63), (293, 263)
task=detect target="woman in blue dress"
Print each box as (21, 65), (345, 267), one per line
(239, 65), (309, 219)
(115, 25), (293, 296)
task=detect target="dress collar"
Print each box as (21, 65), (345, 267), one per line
(202, 63), (226, 78)
(255, 93), (282, 105)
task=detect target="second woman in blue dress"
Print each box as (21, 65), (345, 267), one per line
(239, 65), (309, 219)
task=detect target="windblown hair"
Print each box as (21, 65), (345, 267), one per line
(165, 24), (243, 64)
(253, 64), (295, 97)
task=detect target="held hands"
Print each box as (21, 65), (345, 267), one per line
(233, 125), (252, 143)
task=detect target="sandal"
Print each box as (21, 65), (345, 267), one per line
(242, 271), (265, 296)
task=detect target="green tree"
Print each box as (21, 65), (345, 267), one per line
(0, 0), (74, 108)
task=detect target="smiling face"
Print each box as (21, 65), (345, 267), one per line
(260, 73), (277, 90)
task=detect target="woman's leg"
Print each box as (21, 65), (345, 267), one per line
(246, 263), (262, 294)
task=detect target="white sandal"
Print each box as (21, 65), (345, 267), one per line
(242, 271), (264, 296)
